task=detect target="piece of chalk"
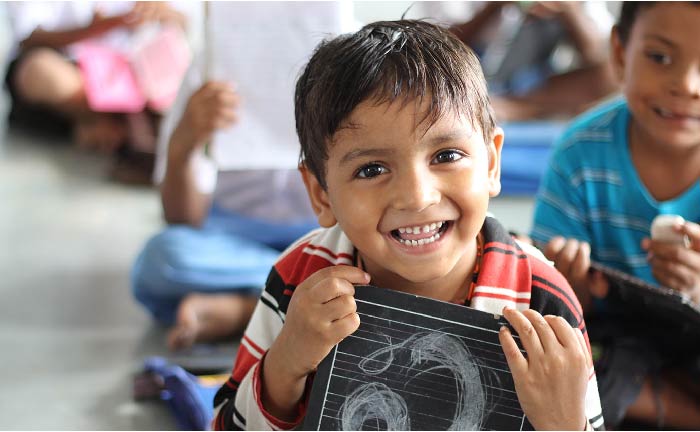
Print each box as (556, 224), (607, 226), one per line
(651, 214), (688, 245)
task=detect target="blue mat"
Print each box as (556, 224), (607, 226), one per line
(500, 121), (566, 196)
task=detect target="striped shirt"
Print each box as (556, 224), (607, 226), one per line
(213, 216), (604, 430)
(531, 98), (700, 284)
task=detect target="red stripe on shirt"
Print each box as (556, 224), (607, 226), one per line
(232, 344), (263, 384)
(243, 335), (265, 356)
(303, 243), (353, 261)
(532, 279), (583, 324)
(473, 291), (531, 303)
(275, 250), (347, 287)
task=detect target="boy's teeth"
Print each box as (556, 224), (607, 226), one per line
(399, 233), (441, 246)
(398, 221), (444, 235)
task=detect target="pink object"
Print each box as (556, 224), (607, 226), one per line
(77, 43), (147, 113)
(76, 27), (190, 114)
(132, 27), (191, 112)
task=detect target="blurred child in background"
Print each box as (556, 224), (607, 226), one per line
(4, 1), (188, 181)
(131, 2), (352, 350)
(531, 2), (700, 428)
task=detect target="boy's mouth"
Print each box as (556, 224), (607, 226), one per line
(653, 106), (700, 122)
(390, 221), (450, 247)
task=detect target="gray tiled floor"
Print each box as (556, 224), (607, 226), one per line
(0, 128), (178, 430)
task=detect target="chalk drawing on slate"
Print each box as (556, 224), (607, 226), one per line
(303, 285), (532, 431)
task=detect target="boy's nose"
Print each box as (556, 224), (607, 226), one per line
(390, 168), (440, 212)
(671, 63), (700, 98)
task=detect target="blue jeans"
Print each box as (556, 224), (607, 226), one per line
(131, 206), (318, 324)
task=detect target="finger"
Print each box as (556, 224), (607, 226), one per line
(543, 315), (576, 349)
(215, 107), (238, 123)
(543, 236), (566, 261)
(210, 88), (239, 105)
(203, 88), (238, 106)
(502, 307), (544, 358)
(523, 309), (560, 353)
(200, 81), (235, 98)
(649, 240), (684, 260)
(211, 109), (239, 128)
(330, 311), (361, 342)
(656, 243), (700, 276)
(556, 238), (581, 278)
(304, 265), (371, 293)
(651, 260), (694, 292)
(570, 241), (591, 284)
(213, 117), (237, 131)
(573, 327), (592, 370)
(682, 221), (700, 251)
(499, 326), (528, 375)
(589, 270), (610, 298)
(324, 294), (357, 322)
(316, 278), (357, 305)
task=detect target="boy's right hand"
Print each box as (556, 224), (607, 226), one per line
(499, 307), (591, 430)
(169, 82), (239, 163)
(544, 236), (608, 313)
(262, 266), (370, 420)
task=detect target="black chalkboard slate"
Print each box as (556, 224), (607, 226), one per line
(303, 285), (532, 431)
(590, 262), (700, 337)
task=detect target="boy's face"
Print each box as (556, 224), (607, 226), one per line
(612, 3), (700, 150)
(302, 99), (503, 289)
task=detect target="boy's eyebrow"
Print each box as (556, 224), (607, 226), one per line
(338, 131), (475, 166)
(644, 34), (677, 48)
(426, 130), (475, 146)
(340, 148), (394, 165)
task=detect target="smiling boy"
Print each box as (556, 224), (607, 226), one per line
(213, 20), (603, 431)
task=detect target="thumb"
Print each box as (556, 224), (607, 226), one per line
(680, 221), (700, 251)
(544, 236), (566, 261)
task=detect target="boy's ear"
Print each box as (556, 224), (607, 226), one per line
(299, 164), (338, 228)
(487, 127), (504, 198)
(610, 26), (626, 82)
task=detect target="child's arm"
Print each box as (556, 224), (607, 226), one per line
(19, 12), (132, 52)
(161, 81), (239, 226)
(643, 220), (700, 304)
(499, 307), (591, 431)
(213, 265), (370, 430)
(19, 3), (186, 52)
(262, 266), (370, 420)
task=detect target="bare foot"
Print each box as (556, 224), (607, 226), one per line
(167, 293), (258, 351)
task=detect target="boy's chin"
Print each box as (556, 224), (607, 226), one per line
(386, 264), (455, 286)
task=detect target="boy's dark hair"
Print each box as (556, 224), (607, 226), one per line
(616, 2), (656, 45)
(295, 20), (495, 188)
(616, 2), (699, 46)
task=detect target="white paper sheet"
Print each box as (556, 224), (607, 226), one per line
(206, 2), (351, 169)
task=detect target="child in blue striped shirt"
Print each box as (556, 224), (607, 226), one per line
(531, 2), (700, 429)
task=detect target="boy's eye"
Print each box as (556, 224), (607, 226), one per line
(432, 149), (464, 164)
(355, 163), (387, 179)
(646, 51), (671, 65)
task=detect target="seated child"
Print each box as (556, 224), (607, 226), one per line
(531, 2), (700, 428)
(5, 1), (186, 151)
(212, 20), (603, 431)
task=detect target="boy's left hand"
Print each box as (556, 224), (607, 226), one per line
(642, 221), (700, 304)
(499, 307), (590, 431)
